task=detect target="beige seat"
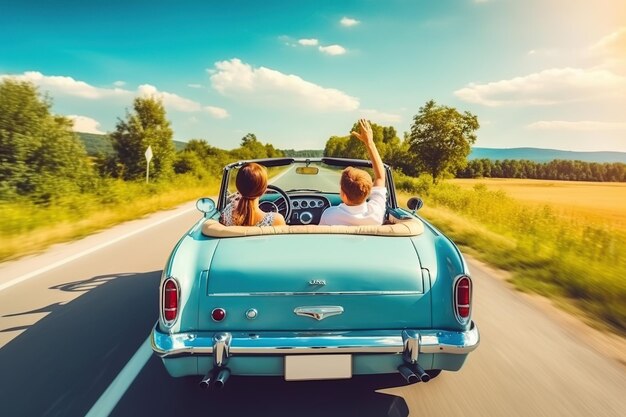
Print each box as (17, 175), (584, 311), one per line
(201, 218), (424, 238)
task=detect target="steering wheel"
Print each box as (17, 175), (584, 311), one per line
(259, 184), (292, 221)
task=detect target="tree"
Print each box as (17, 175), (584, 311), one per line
(232, 133), (283, 160)
(324, 120), (405, 164)
(0, 79), (93, 201)
(408, 100), (479, 182)
(110, 97), (175, 180)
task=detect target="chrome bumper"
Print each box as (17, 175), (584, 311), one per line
(151, 322), (479, 366)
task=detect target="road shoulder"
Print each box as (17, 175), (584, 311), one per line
(466, 254), (626, 368)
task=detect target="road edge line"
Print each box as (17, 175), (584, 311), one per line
(84, 337), (152, 417)
(0, 205), (196, 293)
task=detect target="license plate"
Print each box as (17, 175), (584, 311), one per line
(284, 354), (352, 381)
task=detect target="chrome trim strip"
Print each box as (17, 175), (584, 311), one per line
(151, 322), (480, 358)
(207, 290), (423, 297)
(294, 306), (344, 321)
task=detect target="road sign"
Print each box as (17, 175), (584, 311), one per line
(145, 145), (153, 163)
(145, 146), (153, 183)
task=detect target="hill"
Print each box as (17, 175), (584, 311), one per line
(76, 132), (187, 156)
(76, 133), (626, 164)
(470, 147), (626, 163)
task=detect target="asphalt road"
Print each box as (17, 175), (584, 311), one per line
(1, 196), (625, 416)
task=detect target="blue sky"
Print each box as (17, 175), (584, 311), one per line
(1, 0), (625, 151)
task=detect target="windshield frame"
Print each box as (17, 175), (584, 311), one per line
(217, 157), (398, 211)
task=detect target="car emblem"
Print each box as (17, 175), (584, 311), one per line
(294, 306), (344, 321)
(308, 279), (326, 286)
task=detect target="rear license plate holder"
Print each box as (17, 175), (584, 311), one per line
(284, 354), (352, 381)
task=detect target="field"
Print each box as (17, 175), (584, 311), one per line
(397, 176), (626, 335)
(449, 178), (626, 233)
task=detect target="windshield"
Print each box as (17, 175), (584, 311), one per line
(226, 161), (376, 196)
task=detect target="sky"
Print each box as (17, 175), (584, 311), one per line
(1, 0), (625, 152)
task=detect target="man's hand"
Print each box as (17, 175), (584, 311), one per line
(351, 118), (374, 145)
(351, 118), (385, 187)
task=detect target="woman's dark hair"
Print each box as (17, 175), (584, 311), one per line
(233, 162), (268, 226)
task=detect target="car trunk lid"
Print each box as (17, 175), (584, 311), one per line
(198, 234), (430, 330)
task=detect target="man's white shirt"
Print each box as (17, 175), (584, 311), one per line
(319, 186), (387, 226)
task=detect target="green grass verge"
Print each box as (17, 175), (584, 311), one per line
(397, 176), (626, 335)
(0, 174), (219, 262)
(3, 170), (625, 336)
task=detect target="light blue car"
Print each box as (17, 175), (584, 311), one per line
(150, 158), (479, 388)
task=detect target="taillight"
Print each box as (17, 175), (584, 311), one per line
(163, 279), (178, 324)
(455, 275), (472, 322)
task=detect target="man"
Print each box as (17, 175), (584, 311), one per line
(319, 119), (387, 226)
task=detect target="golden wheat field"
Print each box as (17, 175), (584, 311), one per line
(449, 178), (626, 232)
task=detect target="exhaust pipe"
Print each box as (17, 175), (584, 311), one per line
(398, 365), (420, 384)
(213, 368), (231, 390)
(199, 369), (214, 389)
(411, 363), (430, 383)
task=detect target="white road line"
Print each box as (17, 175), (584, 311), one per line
(269, 164), (295, 183)
(0, 206), (196, 293)
(85, 337), (152, 417)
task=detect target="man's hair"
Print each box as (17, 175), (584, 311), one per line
(340, 167), (373, 204)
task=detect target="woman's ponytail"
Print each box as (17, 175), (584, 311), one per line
(232, 163), (268, 226)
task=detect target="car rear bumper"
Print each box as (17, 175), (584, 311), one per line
(150, 322), (479, 365)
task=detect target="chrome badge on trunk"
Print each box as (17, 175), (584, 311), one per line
(294, 306), (344, 321)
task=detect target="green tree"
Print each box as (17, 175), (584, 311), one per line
(110, 97), (175, 180)
(231, 133), (283, 160)
(408, 100), (479, 182)
(0, 79), (93, 201)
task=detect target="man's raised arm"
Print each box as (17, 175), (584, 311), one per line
(351, 118), (385, 187)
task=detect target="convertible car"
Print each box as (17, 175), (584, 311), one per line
(150, 157), (479, 388)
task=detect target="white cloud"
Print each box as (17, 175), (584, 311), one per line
(138, 84), (203, 112)
(527, 120), (626, 131)
(209, 58), (359, 112)
(187, 83), (203, 89)
(340, 17), (360, 27)
(1, 71), (229, 120)
(590, 27), (626, 74)
(204, 106), (229, 119)
(454, 67), (626, 106)
(113, 80), (126, 87)
(358, 109), (402, 124)
(592, 27), (626, 57)
(318, 44), (347, 56)
(67, 115), (105, 134)
(527, 48), (556, 57)
(298, 38), (319, 46)
(0, 71), (131, 99)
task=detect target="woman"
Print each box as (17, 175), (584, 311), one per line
(220, 162), (287, 226)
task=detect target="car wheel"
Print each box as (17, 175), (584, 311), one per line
(426, 369), (442, 379)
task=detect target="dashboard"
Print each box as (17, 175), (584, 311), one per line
(289, 195), (331, 225)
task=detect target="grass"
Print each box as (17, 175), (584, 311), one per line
(3, 169), (625, 335)
(397, 176), (626, 335)
(0, 175), (219, 262)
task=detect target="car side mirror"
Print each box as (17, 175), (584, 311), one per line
(196, 198), (216, 215)
(407, 197), (423, 212)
